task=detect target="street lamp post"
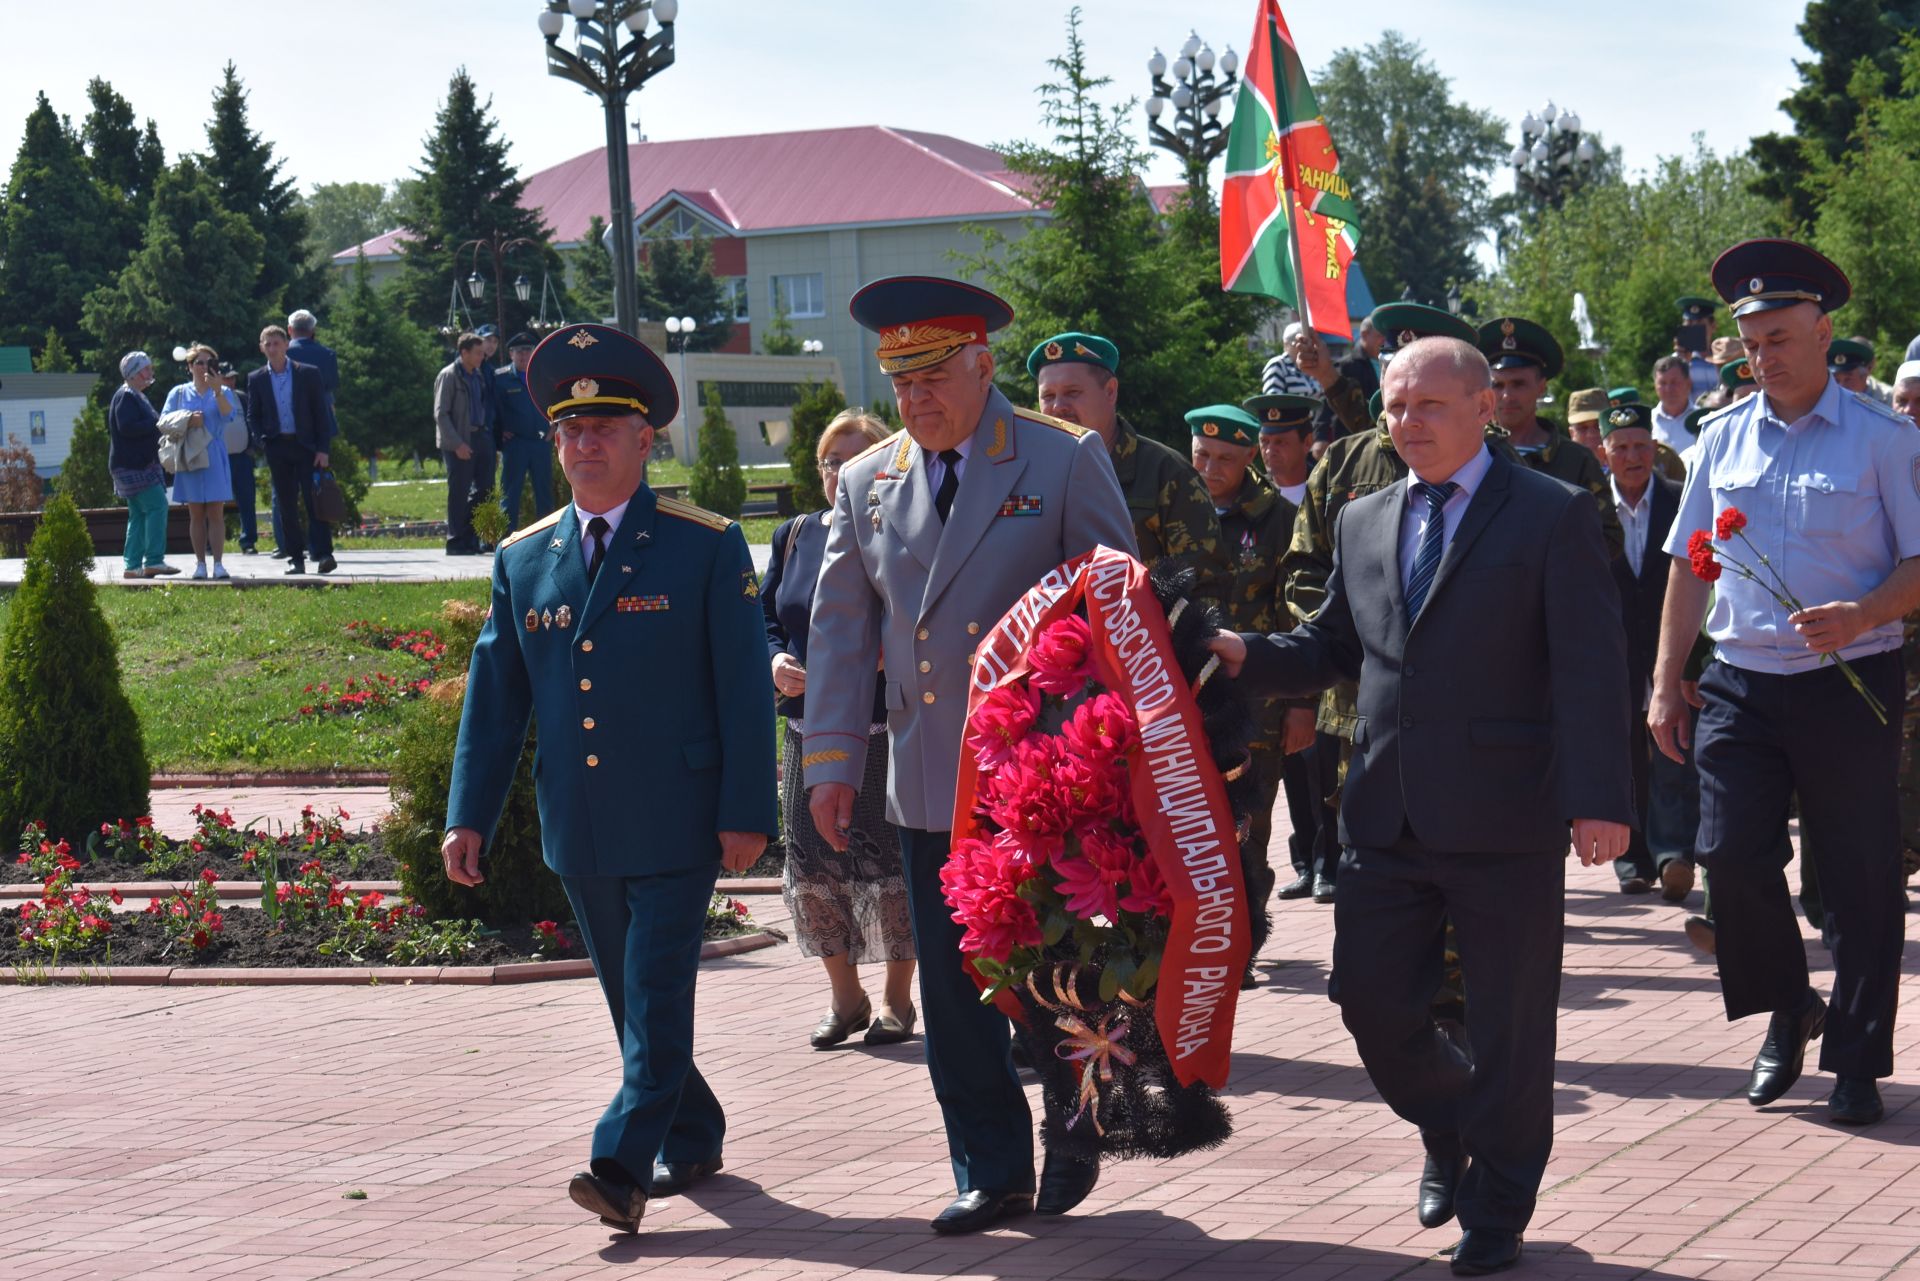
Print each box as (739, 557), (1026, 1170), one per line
(664, 314), (698, 463)
(457, 231), (540, 338)
(538, 0), (680, 338)
(1507, 100), (1597, 212)
(1144, 30), (1238, 192)
(801, 339), (822, 356)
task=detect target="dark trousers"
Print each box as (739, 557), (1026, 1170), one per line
(1695, 651), (1905, 1078)
(1281, 743), (1321, 878)
(898, 827), (1034, 1194)
(1333, 839), (1565, 1232)
(1242, 754), (1285, 903)
(499, 438), (554, 529)
(1309, 732), (1348, 884)
(264, 437), (318, 562)
(444, 447), (482, 548)
(1648, 704), (1702, 863)
(563, 863), (725, 1189)
(229, 452), (257, 549)
(1617, 722), (1684, 884)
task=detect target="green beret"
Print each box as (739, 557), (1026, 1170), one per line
(1026, 332), (1119, 378)
(1242, 393), (1318, 433)
(1607, 386), (1642, 408)
(1828, 338), (1873, 372)
(1721, 358), (1756, 390)
(1683, 407), (1711, 435)
(1677, 296), (1716, 322)
(1185, 403), (1259, 448)
(1477, 316), (1565, 379)
(1601, 403), (1652, 437)
(1369, 302), (1477, 351)
(1368, 389), (1383, 422)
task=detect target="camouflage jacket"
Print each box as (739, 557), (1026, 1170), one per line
(1217, 472), (1310, 748)
(1490, 418), (1625, 561)
(1110, 415), (1231, 605)
(1322, 373), (1375, 438)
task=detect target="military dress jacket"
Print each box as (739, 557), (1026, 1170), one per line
(1108, 415), (1231, 604)
(802, 388), (1139, 832)
(446, 487), (777, 877)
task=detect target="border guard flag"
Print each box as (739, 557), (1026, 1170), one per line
(1219, 0), (1362, 339)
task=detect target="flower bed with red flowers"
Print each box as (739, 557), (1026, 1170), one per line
(293, 621), (448, 719)
(0, 805), (398, 886)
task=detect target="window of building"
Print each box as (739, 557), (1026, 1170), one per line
(29, 411), (45, 445)
(770, 272), (825, 319)
(646, 207), (708, 241)
(717, 278), (749, 324)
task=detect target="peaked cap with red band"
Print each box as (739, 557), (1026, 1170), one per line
(850, 275), (1014, 375)
(1711, 238), (1852, 319)
(525, 322), (680, 427)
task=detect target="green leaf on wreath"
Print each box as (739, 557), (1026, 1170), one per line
(1127, 948), (1162, 997)
(1042, 911), (1068, 946)
(1097, 964), (1122, 1003)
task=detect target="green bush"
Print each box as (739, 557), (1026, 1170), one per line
(326, 434), (370, 525)
(0, 495), (149, 843)
(389, 599), (569, 926)
(687, 384), (745, 517)
(785, 379), (847, 513)
(54, 404), (116, 509)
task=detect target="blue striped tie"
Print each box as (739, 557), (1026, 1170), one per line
(1404, 481), (1459, 621)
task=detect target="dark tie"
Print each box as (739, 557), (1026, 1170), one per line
(933, 449), (963, 523)
(1403, 481), (1459, 621)
(585, 515), (610, 581)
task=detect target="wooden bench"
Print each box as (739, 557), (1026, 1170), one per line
(0, 503), (225, 558)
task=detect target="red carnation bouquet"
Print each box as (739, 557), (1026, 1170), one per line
(1689, 506), (1888, 722)
(943, 547), (1255, 1162)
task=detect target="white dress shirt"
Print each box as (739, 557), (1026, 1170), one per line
(1397, 443), (1495, 596)
(1650, 404), (1691, 451)
(925, 433), (973, 503)
(574, 496), (630, 570)
(1612, 475), (1653, 577)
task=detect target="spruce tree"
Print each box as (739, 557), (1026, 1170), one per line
(0, 495), (149, 844)
(567, 214), (617, 322)
(53, 404), (113, 508)
(82, 157), (266, 383)
(396, 69), (556, 336)
(331, 254), (443, 459)
(34, 326), (74, 372)
(81, 76), (165, 275)
(761, 301), (801, 355)
(0, 94), (115, 353)
(203, 63), (326, 319)
(639, 234), (730, 349)
(688, 385), (745, 517)
(786, 379), (848, 511)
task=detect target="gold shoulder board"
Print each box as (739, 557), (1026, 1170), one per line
(657, 494), (734, 532)
(498, 507), (566, 550)
(1015, 406), (1088, 437)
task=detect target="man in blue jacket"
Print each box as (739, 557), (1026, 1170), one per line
(442, 323), (775, 1235)
(494, 331), (555, 529)
(245, 325), (335, 575)
(284, 309), (339, 566)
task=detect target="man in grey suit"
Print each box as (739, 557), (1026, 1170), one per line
(1210, 338), (1634, 1277)
(803, 276), (1137, 1235)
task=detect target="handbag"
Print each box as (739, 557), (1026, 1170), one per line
(311, 469), (349, 524)
(225, 416), (250, 455)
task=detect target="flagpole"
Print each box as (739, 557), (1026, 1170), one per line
(1270, 9), (1313, 335)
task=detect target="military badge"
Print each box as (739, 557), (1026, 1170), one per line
(1748, 276), (1764, 294)
(742, 570), (760, 601)
(566, 330), (599, 349)
(541, 608), (554, 630)
(1737, 362), (1751, 379)
(571, 378), (599, 400)
(1265, 408), (1281, 422)
(555, 605), (572, 629)
(617, 594), (671, 613)
(1608, 408), (1634, 428)
(1202, 422), (1219, 437)
(524, 608), (539, 633)
(986, 417), (1008, 458)
(997, 495), (1043, 517)
(1044, 340), (1064, 360)
(1399, 329), (1416, 346)
(1073, 341), (1096, 358)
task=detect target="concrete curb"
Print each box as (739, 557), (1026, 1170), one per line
(152, 773), (392, 788)
(0, 930), (779, 986)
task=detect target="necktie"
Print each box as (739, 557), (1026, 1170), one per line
(933, 449), (963, 523)
(585, 515), (610, 581)
(1403, 481), (1458, 621)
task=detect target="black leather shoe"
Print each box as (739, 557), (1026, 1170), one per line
(650, 1154), (723, 1197)
(1276, 874), (1314, 900)
(1418, 1150), (1468, 1229)
(283, 559), (306, 575)
(1830, 1076), (1885, 1126)
(930, 1189), (1033, 1235)
(1684, 915), (1716, 956)
(316, 556), (337, 574)
(568, 1170), (646, 1233)
(1312, 876), (1336, 904)
(266, 546), (285, 559)
(1035, 1149), (1099, 1215)
(1660, 859), (1696, 902)
(864, 1005), (916, 1045)
(1747, 990), (1826, 1107)
(810, 996), (871, 1049)
(1450, 1228), (1522, 1276)
(1620, 876), (1652, 894)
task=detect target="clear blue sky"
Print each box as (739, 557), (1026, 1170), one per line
(2, 0), (1806, 216)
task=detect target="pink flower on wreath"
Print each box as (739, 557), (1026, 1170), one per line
(994, 826), (1062, 871)
(983, 736), (1073, 840)
(966, 683), (1042, 770)
(1053, 855), (1122, 922)
(1052, 749), (1125, 826)
(940, 837), (1043, 960)
(1077, 823), (1139, 877)
(1027, 615), (1097, 696)
(1119, 852), (1175, 917)
(1061, 692), (1136, 763)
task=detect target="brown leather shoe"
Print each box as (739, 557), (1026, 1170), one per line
(810, 996), (872, 1049)
(1684, 915), (1716, 956)
(864, 1005), (916, 1046)
(568, 1170), (646, 1233)
(1660, 860), (1696, 902)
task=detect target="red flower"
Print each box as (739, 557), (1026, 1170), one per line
(1051, 749), (1122, 825)
(939, 837), (1043, 960)
(109, 888), (123, 905)
(1061, 692), (1136, 763)
(1119, 853), (1175, 917)
(199, 868), (217, 884)
(1687, 529), (1721, 582)
(1690, 548), (1722, 583)
(983, 737), (1073, 839)
(1027, 615), (1097, 696)
(1715, 507), (1748, 541)
(965, 683), (1041, 770)
(1052, 854), (1122, 921)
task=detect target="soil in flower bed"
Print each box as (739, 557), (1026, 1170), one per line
(0, 833), (399, 886)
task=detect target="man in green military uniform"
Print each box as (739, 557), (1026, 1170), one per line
(1030, 332), (1229, 602)
(443, 323), (777, 1235)
(1190, 402), (1316, 930)
(1477, 316), (1624, 560)
(1596, 387), (1688, 482)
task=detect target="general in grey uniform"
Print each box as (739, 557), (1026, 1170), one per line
(802, 276), (1137, 1234)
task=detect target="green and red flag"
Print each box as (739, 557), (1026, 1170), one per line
(1219, 0), (1362, 338)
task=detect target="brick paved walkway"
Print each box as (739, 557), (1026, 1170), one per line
(3, 839), (1917, 1280)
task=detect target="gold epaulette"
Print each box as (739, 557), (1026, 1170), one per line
(849, 430), (902, 465)
(1015, 406), (1088, 437)
(657, 494), (734, 532)
(498, 508), (564, 550)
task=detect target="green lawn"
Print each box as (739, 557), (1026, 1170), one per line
(0, 583), (489, 774)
